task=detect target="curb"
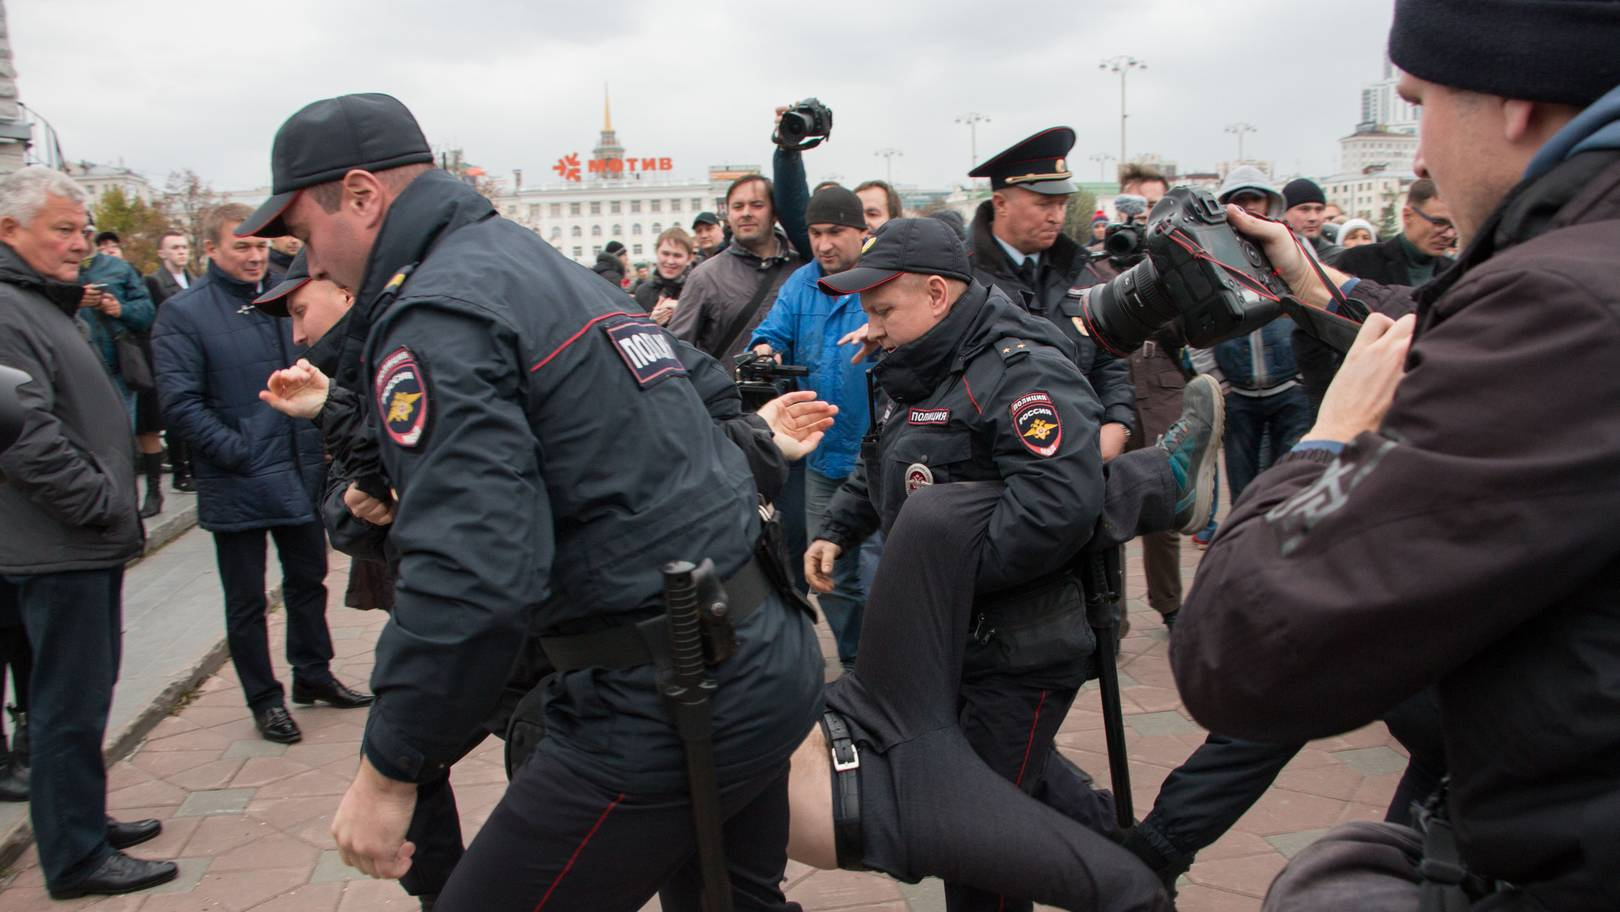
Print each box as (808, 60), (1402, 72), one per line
(0, 581), (284, 873)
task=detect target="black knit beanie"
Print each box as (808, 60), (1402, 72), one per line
(804, 186), (867, 231)
(1389, 0), (1620, 107)
(1282, 178), (1326, 211)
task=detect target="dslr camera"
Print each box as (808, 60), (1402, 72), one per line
(734, 351), (810, 412)
(774, 98), (834, 151)
(1077, 187), (1356, 356)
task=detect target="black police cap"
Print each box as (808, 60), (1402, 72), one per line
(968, 126), (1077, 195)
(692, 211), (721, 228)
(251, 249), (311, 318)
(818, 218), (972, 296)
(237, 93), (434, 238)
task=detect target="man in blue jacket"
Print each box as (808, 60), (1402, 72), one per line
(152, 203), (370, 746)
(751, 185), (878, 669)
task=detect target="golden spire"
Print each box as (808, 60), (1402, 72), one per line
(603, 83), (612, 133)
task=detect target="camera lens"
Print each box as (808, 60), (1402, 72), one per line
(1078, 257), (1180, 356)
(779, 112), (810, 143)
(1103, 225), (1142, 260)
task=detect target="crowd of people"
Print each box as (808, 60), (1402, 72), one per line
(1, 1), (1619, 909)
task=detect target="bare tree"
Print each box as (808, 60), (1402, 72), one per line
(162, 169), (221, 271)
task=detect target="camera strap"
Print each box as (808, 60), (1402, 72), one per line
(717, 264), (783, 367)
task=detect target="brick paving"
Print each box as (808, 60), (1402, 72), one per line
(0, 538), (1405, 911)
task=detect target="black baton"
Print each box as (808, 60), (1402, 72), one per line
(1083, 547), (1134, 829)
(662, 561), (734, 912)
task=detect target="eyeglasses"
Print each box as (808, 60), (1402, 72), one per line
(1409, 205), (1456, 233)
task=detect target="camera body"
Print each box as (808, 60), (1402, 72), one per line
(1078, 187), (1293, 357)
(774, 98), (834, 151)
(734, 351), (810, 412)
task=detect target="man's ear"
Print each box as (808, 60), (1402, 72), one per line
(1501, 99), (1536, 144)
(341, 170), (386, 229)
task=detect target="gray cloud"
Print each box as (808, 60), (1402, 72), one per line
(11, 0), (1397, 194)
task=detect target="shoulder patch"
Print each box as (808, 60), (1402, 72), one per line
(907, 407), (951, 426)
(375, 347), (430, 448)
(1009, 390), (1062, 457)
(603, 320), (687, 389)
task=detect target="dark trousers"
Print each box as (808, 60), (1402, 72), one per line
(399, 731), (490, 898)
(1223, 386), (1313, 500)
(0, 578), (32, 715)
(212, 522), (333, 710)
(435, 753), (799, 912)
(1136, 529), (1182, 618)
(6, 568), (123, 888)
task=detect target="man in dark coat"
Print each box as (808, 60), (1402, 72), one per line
(0, 166), (178, 899)
(592, 239), (628, 289)
(1175, 1), (1620, 907)
(964, 129), (1136, 460)
(152, 203), (371, 747)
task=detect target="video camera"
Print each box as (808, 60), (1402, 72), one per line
(1076, 187), (1360, 357)
(773, 98), (834, 151)
(734, 351), (810, 412)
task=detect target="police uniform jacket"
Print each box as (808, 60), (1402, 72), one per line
(967, 200), (1135, 431)
(353, 170), (821, 791)
(817, 281), (1103, 595)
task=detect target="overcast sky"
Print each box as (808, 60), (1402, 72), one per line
(12, 0), (1398, 195)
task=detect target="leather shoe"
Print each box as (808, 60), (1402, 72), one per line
(48, 851), (179, 899)
(291, 677), (375, 709)
(254, 705), (302, 744)
(106, 817), (162, 850)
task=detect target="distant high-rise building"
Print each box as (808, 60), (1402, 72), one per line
(1358, 56), (1421, 134)
(0, 0), (31, 175)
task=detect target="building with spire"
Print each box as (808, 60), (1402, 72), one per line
(0, 0), (32, 175)
(590, 85), (625, 179)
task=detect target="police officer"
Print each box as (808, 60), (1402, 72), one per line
(965, 129), (1136, 461)
(238, 93), (823, 912)
(808, 218), (1151, 912)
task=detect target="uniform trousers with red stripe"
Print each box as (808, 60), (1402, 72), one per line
(434, 749), (799, 912)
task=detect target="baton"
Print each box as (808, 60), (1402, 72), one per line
(662, 561), (734, 912)
(1083, 547), (1135, 829)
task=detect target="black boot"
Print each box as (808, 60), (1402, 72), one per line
(170, 440), (195, 492)
(139, 453), (164, 519)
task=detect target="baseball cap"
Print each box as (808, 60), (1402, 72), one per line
(251, 249), (311, 317)
(817, 218), (972, 296)
(692, 211), (720, 228)
(237, 93), (435, 238)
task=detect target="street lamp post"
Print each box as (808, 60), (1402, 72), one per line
(1098, 56), (1146, 166)
(956, 112), (990, 170)
(1089, 152), (1116, 181)
(1225, 122), (1257, 162)
(875, 147), (903, 185)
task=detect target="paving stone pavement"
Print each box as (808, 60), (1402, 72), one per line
(0, 514), (1406, 911)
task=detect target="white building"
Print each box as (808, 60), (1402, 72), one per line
(64, 161), (156, 204)
(1321, 57), (1422, 224)
(489, 175), (733, 265)
(1338, 129), (1419, 176)
(1360, 57), (1421, 135)
(1323, 171), (1414, 223)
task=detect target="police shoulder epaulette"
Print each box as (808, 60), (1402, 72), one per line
(994, 336), (1038, 364)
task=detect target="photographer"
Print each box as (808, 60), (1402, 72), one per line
(1172, 2), (1620, 907)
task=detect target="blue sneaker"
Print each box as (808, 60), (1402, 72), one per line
(1160, 375), (1224, 535)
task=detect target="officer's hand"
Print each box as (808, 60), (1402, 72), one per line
(839, 323), (879, 363)
(1304, 313), (1415, 443)
(1225, 204), (1351, 310)
(333, 756), (417, 879)
(805, 539), (843, 593)
(344, 483), (396, 526)
(759, 390), (837, 461)
(260, 359), (331, 419)
(1099, 423), (1128, 462)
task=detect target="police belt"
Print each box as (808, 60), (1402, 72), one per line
(539, 555), (772, 672)
(820, 711), (863, 869)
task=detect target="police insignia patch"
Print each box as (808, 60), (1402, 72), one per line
(1010, 390), (1062, 457)
(604, 320), (687, 389)
(375, 347), (429, 448)
(904, 462), (934, 495)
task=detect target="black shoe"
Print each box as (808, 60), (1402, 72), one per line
(172, 474), (195, 493)
(106, 817), (162, 850)
(254, 705), (303, 744)
(291, 677), (375, 709)
(48, 851), (179, 899)
(139, 485), (163, 519)
(0, 763), (25, 802)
